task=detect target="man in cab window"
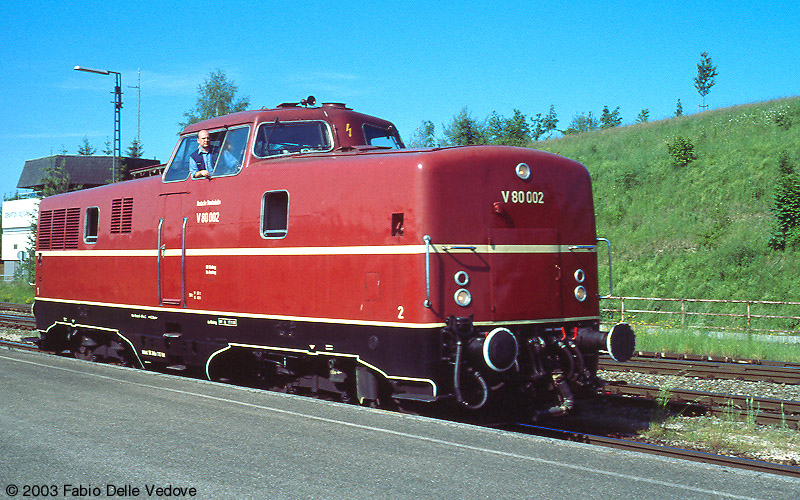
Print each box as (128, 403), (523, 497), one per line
(189, 130), (216, 179)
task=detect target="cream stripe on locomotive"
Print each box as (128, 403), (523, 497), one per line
(36, 243), (598, 258)
(33, 297), (600, 330)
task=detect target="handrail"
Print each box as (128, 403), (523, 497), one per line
(423, 235), (432, 308)
(157, 219), (164, 305)
(27, 252), (35, 287)
(596, 237), (613, 299)
(181, 217), (187, 308)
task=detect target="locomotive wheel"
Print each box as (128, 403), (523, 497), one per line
(73, 342), (96, 362)
(72, 335), (99, 362)
(70, 334), (135, 367)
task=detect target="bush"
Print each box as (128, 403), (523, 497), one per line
(666, 136), (698, 167)
(0, 281), (35, 304)
(768, 152), (800, 250)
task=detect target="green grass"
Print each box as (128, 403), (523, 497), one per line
(540, 98), (800, 358)
(625, 325), (800, 362)
(0, 281), (35, 304)
(643, 410), (800, 464)
(538, 97), (800, 302)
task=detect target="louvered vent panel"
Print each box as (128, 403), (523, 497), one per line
(111, 198), (133, 234)
(38, 207), (82, 250)
(111, 199), (122, 233)
(64, 208), (81, 249)
(38, 210), (53, 250)
(50, 209), (66, 250)
(121, 198), (133, 233)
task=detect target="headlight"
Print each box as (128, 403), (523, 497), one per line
(574, 269), (585, 283)
(574, 286), (587, 302)
(454, 271), (469, 286)
(454, 288), (472, 307)
(515, 162), (531, 180)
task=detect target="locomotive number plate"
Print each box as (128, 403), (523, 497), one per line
(501, 190), (544, 204)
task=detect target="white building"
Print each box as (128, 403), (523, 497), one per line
(2, 197), (40, 281)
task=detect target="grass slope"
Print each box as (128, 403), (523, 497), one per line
(537, 97), (800, 304)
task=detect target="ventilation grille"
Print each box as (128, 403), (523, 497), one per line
(38, 208), (81, 250)
(111, 198), (134, 234)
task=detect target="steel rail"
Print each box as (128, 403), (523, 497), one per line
(0, 302), (33, 313)
(599, 356), (800, 385)
(602, 382), (800, 429)
(0, 313), (37, 329)
(3, 337), (798, 476)
(630, 350), (800, 368)
(511, 424), (800, 478)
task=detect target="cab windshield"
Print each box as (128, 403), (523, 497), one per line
(253, 120), (332, 157)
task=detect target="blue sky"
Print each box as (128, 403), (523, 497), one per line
(2, 1), (799, 197)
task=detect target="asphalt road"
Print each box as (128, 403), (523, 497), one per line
(1, 346), (797, 500)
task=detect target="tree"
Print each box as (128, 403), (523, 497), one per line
(600, 106), (622, 129)
(127, 138), (144, 158)
(564, 111), (599, 135)
(531, 105), (558, 141)
(636, 109), (650, 123)
(102, 138), (113, 155)
(408, 120), (437, 148)
(441, 107), (487, 146)
(694, 51), (718, 110)
(487, 109), (530, 146)
(40, 158), (78, 197)
(675, 99), (683, 117)
(666, 136), (697, 167)
(180, 69), (250, 127)
(769, 151), (800, 250)
(77, 137), (96, 155)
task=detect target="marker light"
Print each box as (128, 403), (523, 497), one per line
(454, 288), (472, 307)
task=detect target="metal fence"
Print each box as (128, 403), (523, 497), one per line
(601, 296), (800, 335)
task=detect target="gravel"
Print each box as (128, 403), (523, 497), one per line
(598, 370), (800, 402)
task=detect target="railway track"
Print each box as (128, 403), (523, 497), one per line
(2, 307), (799, 477)
(3, 337), (797, 478)
(508, 423), (800, 478)
(602, 382), (800, 429)
(599, 352), (800, 428)
(0, 302), (36, 330)
(599, 353), (800, 384)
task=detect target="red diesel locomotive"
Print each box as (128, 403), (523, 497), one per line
(33, 99), (634, 416)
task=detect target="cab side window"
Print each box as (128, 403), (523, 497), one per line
(261, 190), (289, 239)
(84, 206), (99, 243)
(163, 135), (197, 182)
(363, 124), (403, 149)
(212, 127), (249, 177)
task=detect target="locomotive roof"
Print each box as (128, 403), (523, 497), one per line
(180, 102), (397, 136)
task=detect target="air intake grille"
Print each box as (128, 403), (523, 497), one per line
(110, 198), (134, 234)
(38, 208), (80, 250)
